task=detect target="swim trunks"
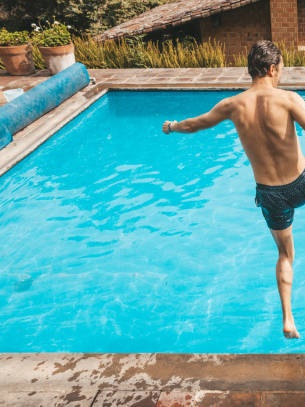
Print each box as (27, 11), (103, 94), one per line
(255, 169), (305, 230)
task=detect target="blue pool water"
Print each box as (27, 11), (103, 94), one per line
(1, 90), (305, 353)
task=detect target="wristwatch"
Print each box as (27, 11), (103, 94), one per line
(168, 121), (177, 133)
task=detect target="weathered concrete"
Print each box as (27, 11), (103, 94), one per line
(2, 354), (305, 406)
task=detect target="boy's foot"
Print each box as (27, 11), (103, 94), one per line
(283, 321), (300, 339)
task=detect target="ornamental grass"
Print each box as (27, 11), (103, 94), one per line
(73, 36), (226, 69)
(4, 35), (305, 70)
(232, 42), (305, 67)
(278, 43), (305, 67)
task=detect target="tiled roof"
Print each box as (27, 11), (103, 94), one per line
(98, 0), (263, 40)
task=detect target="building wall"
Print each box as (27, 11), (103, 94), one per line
(298, 0), (305, 45)
(199, 1), (271, 59)
(270, 0), (298, 47)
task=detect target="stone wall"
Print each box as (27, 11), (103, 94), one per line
(199, 1), (271, 59)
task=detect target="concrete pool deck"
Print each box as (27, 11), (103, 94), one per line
(2, 67), (305, 406)
(2, 353), (305, 406)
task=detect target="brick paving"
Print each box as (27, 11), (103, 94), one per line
(1, 67), (305, 406)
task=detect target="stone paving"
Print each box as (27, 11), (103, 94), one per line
(2, 67), (305, 406)
(2, 67), (305, 93)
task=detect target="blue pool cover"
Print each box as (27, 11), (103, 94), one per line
(0, 62), (90, 149)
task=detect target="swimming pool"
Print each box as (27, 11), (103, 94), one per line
(1, 90), (305, 353)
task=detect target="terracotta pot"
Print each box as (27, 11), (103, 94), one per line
(0, 44), (35, 76)
(38, 43), (75, 75)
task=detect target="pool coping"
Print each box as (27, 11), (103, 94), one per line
(2, 67), (305, 405)
(2, 353), (305, 406)
(0, 86), (109, 177)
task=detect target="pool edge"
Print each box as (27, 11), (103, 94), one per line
(0, 86), (109, 177)
(1, 353), (305, 405)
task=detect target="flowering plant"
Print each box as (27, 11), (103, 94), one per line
(0, 28), (30, 46)
(31, 21), (72, 47)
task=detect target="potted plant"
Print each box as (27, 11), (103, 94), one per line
(0, 28), (35, 75)
(31, 22), (75, 75)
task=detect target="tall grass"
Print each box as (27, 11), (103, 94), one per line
(73, 36), (226, 68)
(232, 42), (305, 68)
(32, 45), (45, 69)
(4, 37), (305, 71)
(277, 42), (305, 67)
(232, 47), (248, 67)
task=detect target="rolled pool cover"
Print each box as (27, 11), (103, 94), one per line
(0, 62), (90, 149)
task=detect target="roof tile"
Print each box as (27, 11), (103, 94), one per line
(98, 0), (263, 40)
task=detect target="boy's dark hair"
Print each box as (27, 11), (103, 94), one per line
(248, 40), (282, 79)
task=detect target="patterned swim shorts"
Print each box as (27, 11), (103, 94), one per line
(255, 169), (305, 230)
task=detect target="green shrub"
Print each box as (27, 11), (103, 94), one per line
(73, 36), (226, 69)
(32, 44), (45, 69)
(2, 33), (304, 70)
(0, 0), (173, 34)
(0, 28), (30, 46)
(31, 22), (72, 47)
(231, 42), (305, 67)
(232, 48), (248, 67)
(95, 0), (173, 33)
(277, 42), (305, 67)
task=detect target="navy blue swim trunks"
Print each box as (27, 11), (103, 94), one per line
(255, 169), (305, 230)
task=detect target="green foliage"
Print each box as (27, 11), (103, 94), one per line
(0, 28), (30, 46)
(0, 0), (58, 31)
(232, 48), (248, 67)
(32, 44), (45, 69)
(232, 42), (305, 67)
(93, 0), (171, 33)
(221, 42), (305, 68)
(31, 22), (72, 47)
(73, 35), (226, 69)
(277, 42), (305, 67)
(0, 0), (93, 32)
(0, 0), (173, 34)
(4, 33), (305, 70)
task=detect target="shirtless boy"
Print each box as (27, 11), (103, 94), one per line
(162, 40), (305, 339)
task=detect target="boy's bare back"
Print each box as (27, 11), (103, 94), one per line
(228, 87), (305, 185)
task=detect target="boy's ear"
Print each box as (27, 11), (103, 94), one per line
(268, 64), (277, 77)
